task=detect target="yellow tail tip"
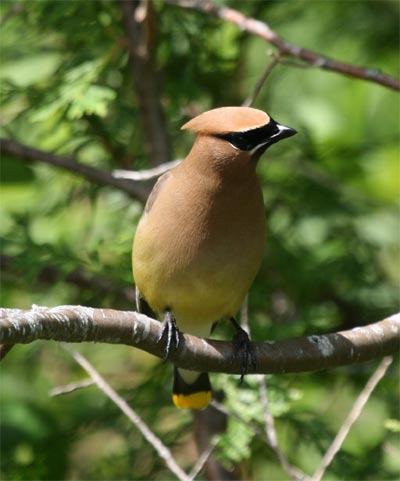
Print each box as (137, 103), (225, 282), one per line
(172, 391), (212, 410)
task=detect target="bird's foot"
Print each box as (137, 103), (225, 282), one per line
(230, 317), (257, 383)
(158, 310), (180, 361)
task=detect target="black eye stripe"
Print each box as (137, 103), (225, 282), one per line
(215, 119), (280, 151)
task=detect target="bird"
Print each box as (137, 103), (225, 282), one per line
(132, 106), (296, 409)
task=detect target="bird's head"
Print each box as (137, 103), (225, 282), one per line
(182, 106), (297, 167)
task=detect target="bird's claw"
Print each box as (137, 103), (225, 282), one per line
(158, 310), (180, 360)
(230, 318), (257, 383)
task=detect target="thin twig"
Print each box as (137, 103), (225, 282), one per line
(310, 356), (394, 481)
(113, 159), (181, 181)
(192, 407), (234, 480)
(60, 343), (190, 481)
(242, 54), (282, 107)
(279, 58), (320, 69)
(49, 378), (95, 397)
(187, 439), (220, 481)
(170, 0), (399, 91)
(0, 138), (150, 203)
(258, 375), (305, 481)
(241, 294), (304, 480)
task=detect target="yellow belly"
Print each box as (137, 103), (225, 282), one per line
(133, 217), (265, 334)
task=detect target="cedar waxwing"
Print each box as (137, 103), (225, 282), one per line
(132, 106), (297, 409)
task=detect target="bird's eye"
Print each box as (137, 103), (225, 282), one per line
(233, 134), (249, 150)
(215, 132), (253, 151)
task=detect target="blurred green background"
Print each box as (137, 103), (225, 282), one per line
(1, 1), (399, 480)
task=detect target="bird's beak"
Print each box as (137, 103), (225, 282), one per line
(273, 123), (297, 142)
(249, 120), (298, 159)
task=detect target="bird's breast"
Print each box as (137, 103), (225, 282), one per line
(132, 169), (266, 327)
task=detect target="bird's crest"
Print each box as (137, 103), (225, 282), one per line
(181, 106), (270, 135)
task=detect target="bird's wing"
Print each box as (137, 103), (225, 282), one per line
(144, 171), (171, 214)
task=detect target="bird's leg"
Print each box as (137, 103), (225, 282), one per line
(230, 317), (257, 382)
(158, 310), (180, 361)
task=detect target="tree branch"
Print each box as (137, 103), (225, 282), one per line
(113, 159), (181, 181)
(120, 0), (171, 166)
(0, 138), (150, 203)
(170, 0), (400, 91)
(1, 306), (398, 374)
(1, 254), (136, 306)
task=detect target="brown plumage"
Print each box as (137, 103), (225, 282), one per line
(132, 106), (296, 409)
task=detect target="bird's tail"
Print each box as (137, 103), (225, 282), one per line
(172, 367), (211, 409)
